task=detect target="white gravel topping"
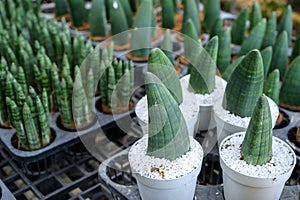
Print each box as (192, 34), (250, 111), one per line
(129, 135), (203, 180)
(220, 133), (295, 178)
(214, 96), (279, 128)
(180, 75), (227, 106)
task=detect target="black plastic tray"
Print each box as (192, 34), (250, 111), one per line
(0, 94), (141, 176)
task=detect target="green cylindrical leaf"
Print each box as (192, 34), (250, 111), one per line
(223, 49), (264, 117)
(279, 56), (300, 108)
(278, 5), (292, 44)
(161, 29), (173, 64)
(23, 103), (41, 150)
(107, 65), (117, 110)
(119, 0), (133, 27)
(36, 96), (50, 146)
(263, 69), (279, 105)
(231, 8), (248, 45)
(291, 33), (300, 61)
(182, 0), (200, 36)
(210, 17), (222, 38)
(54, 0), (69, 17)
(183, 19), (198, 61)
(59, 78), (72, 128)
(203, 0), (220, 32)
(189, 36), (218, 94)
(130, 0), (152, 57)
(241, 94), (272, 166)
(217, 29), (231, 74)
(249, 1), (262, 30)
(260, 46), (272, 79)
(145, 72), (190, 161)
(238, 18), (266, 56)
(148, 48), (183, 104)
(67, 0), (87, 28)
(161, 0), (175, 29)
(269, 31), (288, 79)
(109, 0), (129, 46)
(89, 0), (107, 38)
(6, 97), (28, 148)
(261, 11), (276, 49)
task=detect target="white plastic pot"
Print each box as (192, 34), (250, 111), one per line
(219, 132), (296, 200)
(129, 137), (203, 200)
(133, 164), (201, 200)
(214, 96), (279, 145)
(180, 75), (227, 132)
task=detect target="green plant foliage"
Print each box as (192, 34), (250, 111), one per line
(249, 1), (262, 30)
(238, 19), (266, 56)
(217, 29), (231, 74)
(148, 48), (183, 104)
(54, 0), (69, 17)
(241, 94), (272, 166)
(291, 33), (300, 61)
(263, 69), (279, 105)
(278, 5), (292, 44)
(269, 31), (288, 79)
(231, 8), (248, 45)
(279, 56), (300, 108)
(223, 50), (264, 117)
(203, 0), (220, 32)
(161, 0), (175, 29)
(182, 0), (200, 36)
(222, 55), (245, 81)
(189, 36), (218, 94)
(261, 11), (276, 49)
(145, 72), (190, 161)
(260, 46), (273, 79)
(119, 0), (133, 28)
(183, 19), (199, 61)
(67, 0), (87, 28)
(161, 29), (173, 64)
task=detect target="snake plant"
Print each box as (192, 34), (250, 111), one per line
(182, 0), (200, 36)
(161, 29), (173, 64)
(241, 94), (272, 165)
(67, 0), (88, 28)
(189, 36), (218, 94)
(279, 56), (300, 110)
(145, 72), (190, 161)
(89, 0), (107, 40)
(203, 0), (220, 33)
(210, 17), (222, 38)
(249, 1), (262, 31)
(263, 69), (279, 105)
(291, 33), (300, 61)
(269, 31), (288, 79)
(261, 11), (276, 49)
(217, 29), (231, 74)
(109, 0), (129, 46)
(260, 46), (272, 79)
(119, 0), (133, 28)
(161, 0), (175, 29)
(54, 0), (69, 19)
(278, 5), (292, 44)
(130, 0), (153, 58)
(238, 18), (266, 56)
(223, 49), (264, 118)
(148, 48), (182, 105)
(183, 19), (198, 62)
(100, 58), (134, 113)
(231, 8), (248, 45)
(6, 87), (50, 150)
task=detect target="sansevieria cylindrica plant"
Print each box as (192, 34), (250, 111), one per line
(181, 0), (200, 36)
(223, 49), (264, 118)
(241, 94), (272, 165)
(145, 72), (190, 161)
(189, 36), (218, 94)
(263, 69), (280, 105)
(67, 0), (88, 29)
(54, 0), (69, 20)
(279, 56), (300, 111)
(203, 0), (220, 33)
(231, 8), (248, 45)
(89, 0), (107, 40)
(6, 87), (50, 151)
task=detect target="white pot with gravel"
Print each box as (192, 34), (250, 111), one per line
(214, 49), (279, 145)
(129, 72), (203, 200)
(180, 74), (227, 132)
(219, 95), (296, 200)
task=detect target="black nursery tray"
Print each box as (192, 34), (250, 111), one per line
(0, 94), (141, 176)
